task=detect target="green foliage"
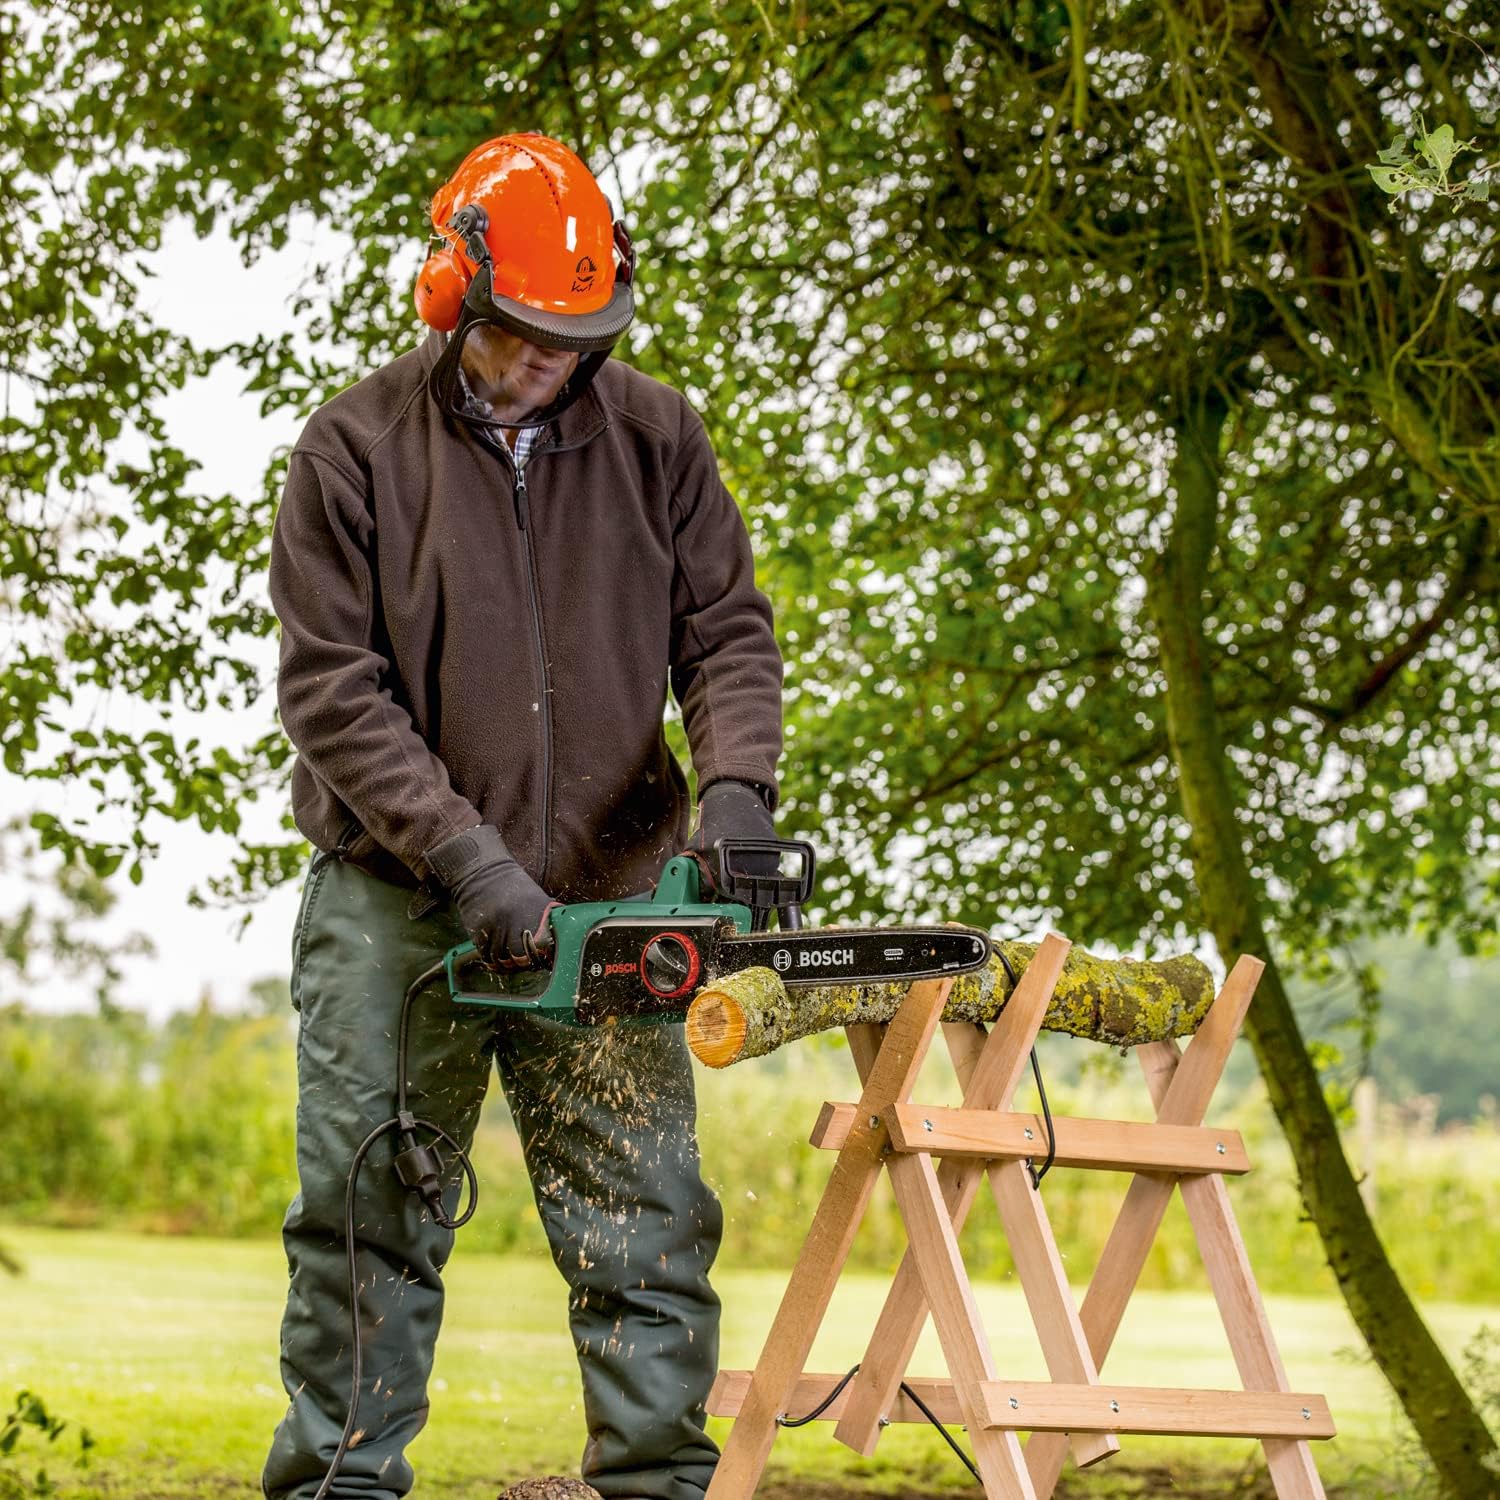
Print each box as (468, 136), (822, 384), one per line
(1290, 932), (1500, 1125)
(0, 1003), (295, 1234)
(1369, 119), (1493, 206)
(0, 1391), (92, 1500)
(0, 0), (1493, 956)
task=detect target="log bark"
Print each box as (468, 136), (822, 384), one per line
(686, 942), (1214, 1068)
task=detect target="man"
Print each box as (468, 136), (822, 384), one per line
(262, 132), (784, 1500)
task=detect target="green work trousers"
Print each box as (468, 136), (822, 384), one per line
(261, 851), (724, 1499)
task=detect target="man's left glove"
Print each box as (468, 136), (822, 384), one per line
(425, 823), (557, 969)
(686, 778), (776, 892)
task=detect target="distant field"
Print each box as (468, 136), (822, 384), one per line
(1, 1227), (1490, 1497)
(7, 1008), (1498, 1306)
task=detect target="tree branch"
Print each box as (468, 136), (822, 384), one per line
(1313, 516), (1495, 727)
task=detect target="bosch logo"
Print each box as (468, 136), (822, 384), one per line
(604, 961), (636, 976)
(773, 948), (793, 972)
(589, 962), (604, 979)
(799, 948), (855, 967)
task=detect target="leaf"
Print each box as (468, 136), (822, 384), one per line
(1419, 123), (1460, 176)
(1367, 164), (1407, 196)
(1376, 134), (1409, 165)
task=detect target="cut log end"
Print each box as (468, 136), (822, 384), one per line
(684, 983), (747, 1069)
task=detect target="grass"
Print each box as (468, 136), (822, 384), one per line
(1, 1227), (1491, 1497)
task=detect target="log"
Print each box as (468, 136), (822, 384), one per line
(685, 942), (1215, 1069)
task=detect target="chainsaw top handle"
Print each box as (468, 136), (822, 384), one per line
(714, 837), (816, 930)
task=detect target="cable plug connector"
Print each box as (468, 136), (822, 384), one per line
(393, 1111), (445, 1217)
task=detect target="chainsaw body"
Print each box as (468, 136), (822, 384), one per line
(445, 848), (754, 1024)
(445, 838), (990, 1026)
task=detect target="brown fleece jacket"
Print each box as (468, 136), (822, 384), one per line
(268, 330), (783, 900)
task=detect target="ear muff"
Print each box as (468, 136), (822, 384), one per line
(414, 248), (471, 332)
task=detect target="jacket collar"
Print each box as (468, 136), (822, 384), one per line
(420, 328), (610, 452)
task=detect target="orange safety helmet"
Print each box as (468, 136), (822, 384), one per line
(417, 133), (636, 430)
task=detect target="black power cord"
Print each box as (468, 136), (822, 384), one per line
(900, 1379), (981, 1483)
(312, 958), (479, 1500)
(778, 1364), (981, 1483)
(993, 949), (1057, 1189)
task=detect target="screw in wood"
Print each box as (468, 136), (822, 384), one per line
(1008, 1396), (1019, 1410)
(1216, 1142), (1226, 1154)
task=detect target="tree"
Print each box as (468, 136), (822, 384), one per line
(2, 0), (1496, 1490)
(634, 5), (1497, 1490)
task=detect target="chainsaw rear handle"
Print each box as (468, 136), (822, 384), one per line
(446, 881), (660, 980)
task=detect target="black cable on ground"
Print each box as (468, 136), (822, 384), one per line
(313, 957), (478, 1500)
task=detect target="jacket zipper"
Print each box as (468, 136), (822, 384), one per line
(496, 437), (553, 887)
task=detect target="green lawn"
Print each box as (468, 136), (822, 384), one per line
(0, 1227), (1488, 1496)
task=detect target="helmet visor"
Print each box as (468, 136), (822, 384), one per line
(441, 319), (584, 417)
(473, 275), (634, 354)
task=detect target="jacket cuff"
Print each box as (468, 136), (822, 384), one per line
(699, 767), (780, 814)
(701, 775), (774, 813)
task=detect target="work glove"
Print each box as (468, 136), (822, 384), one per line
(685, 778), (777, 894)
(424, 823), (557, 969)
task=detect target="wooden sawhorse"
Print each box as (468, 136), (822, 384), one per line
(704, 935), (1333, 1498)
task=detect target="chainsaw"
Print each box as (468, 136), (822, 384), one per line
(444, 837), (991, 1025)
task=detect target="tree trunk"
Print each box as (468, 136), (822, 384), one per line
(1151, 389), (1497, 1496)
(685, 942), (1215, 1067)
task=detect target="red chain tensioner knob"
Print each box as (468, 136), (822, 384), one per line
(639, 931), (702, 999)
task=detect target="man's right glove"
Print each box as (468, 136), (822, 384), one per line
(685, 778), (778, 893)
(424, 823), (556, 969)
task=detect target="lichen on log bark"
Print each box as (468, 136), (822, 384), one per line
(685, 942), (1215, 1069)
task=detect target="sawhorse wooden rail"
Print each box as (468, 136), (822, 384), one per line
(704, 935), (1333, 1498)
